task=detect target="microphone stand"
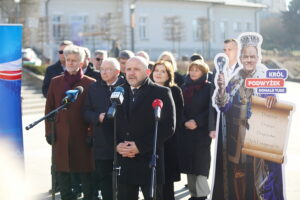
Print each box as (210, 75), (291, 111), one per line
(108, 108), (121, 200)
(26, 102), (70, 200)
(149, 117), (159, 200)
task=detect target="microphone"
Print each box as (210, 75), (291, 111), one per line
(152, 99), (163, 120)
(216, 56), (227, 73)
(61, 86), (84, 105)
(107, 86), (125, 118)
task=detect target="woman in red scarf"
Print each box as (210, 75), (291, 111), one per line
(179, 60), (215, 200)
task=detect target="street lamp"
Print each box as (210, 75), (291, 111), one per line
(14, 0), (20, 23)
(130, 3), (136, 52)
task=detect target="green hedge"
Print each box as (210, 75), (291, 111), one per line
(23, 64), (47, 76)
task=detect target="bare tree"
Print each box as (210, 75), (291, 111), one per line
(164, 16), (185, 55)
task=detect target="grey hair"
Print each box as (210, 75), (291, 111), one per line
(94, 50), (108, 58)
(136, 51), (150, 62)
(127, 56), (148, 70)
(101, 57), (120, 71)
(82, 47), (91, 59)
(63, 45), (85, 62)
(60, 40), (73, 46)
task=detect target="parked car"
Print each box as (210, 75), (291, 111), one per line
(22, 48), (42, 66)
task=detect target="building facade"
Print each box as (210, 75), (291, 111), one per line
(1, 0), (266, 62)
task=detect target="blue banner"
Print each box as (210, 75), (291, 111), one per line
(0, 25), (23, 158)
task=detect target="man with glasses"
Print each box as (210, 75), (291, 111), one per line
(42, 40), (73, 97)
(84, 57), (125, 200)
(93, 50), (107, 71)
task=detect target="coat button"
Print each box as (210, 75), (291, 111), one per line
(126, 132), (130, 136)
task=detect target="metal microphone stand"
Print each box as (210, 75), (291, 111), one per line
(149, 117), (159, 200)
(26, 102), (70, 200)
(108, 109), (121, 200)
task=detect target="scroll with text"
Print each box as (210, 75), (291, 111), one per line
(242, 96), (294, 164)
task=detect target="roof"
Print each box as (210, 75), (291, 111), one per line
(187, 0), (266, 8)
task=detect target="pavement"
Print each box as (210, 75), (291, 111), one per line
(20, 81), (299, 200)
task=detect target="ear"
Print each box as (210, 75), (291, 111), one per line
(79, 62), (84, 68)
(146, 69), (151, 76)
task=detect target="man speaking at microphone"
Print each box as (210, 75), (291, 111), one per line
(45, 45), (96, 200)
(116, 56), (176, 200)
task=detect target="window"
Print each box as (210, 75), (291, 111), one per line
(192, 19), (201, 41)
(233, 21), (242, 32)
(139, 16), (148, 40)
(52, 15), (63, 39)
(246, 22), (252, 31)
(220, 21), (228, 40)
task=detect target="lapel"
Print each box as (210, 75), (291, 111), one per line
(130, 78), (153, 114)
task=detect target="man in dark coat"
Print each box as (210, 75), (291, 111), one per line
(45, 45), (95, 200)
(84, 58), (125, 200)
(115, 56), (176, 200)
(42, 40), (73, 97)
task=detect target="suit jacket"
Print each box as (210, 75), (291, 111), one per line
(45, 75), (96, 172)
(84, 76), (125, 160)
(84, 63), (101, 81)
(116, 78), (176, 185)
(42, 61), (64, 97)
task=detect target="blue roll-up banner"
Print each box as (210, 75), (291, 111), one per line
(0, 25), (23, 160)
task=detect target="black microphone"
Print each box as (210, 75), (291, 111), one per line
(107, 86), (125, 118)
(61, 86), (84, 105)
(152, 99), (163, 120)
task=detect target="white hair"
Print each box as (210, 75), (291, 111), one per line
(94, 50), (108, 58)
(63, 45), (85, 62)
(101, 57), (120, 70)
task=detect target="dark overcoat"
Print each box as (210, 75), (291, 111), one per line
(45, 74), (96, 172)
(164, 85), (183, 182)
(85, 63), (101, 81)
(83, 77), (125, 160)
(42, 61), (64, 97)
(116, 78), (176, 185)
(179, 75), (213, 177)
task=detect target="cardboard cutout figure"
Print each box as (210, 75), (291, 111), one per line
(211, 32), (294, 200)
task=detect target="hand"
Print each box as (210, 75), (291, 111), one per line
(217, 73), (226, 94)
(184, 119), (197, 130)
(209, 131), (216, 139)
(116, 141), (139, 158)
(99, 113), (106, 123)
(265, 96), (277, 109)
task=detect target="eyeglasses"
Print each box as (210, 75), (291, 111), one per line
(96, 58), (103, 62)
(58, 50), (64, 54)
(100, 69), (114, 73)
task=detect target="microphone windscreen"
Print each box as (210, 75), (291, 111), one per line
(152, 99), (163, 109)
(114, 86), (124, 94)
(75, 86), (84, 94)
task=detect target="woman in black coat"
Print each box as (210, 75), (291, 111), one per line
(179, 60), (215, 200)
(150, 60), (184, 200)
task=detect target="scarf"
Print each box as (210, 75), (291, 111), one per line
(63, 68), (84, 91)
(182, 75), (208, 105)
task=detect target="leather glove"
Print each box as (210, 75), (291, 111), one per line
(46, 133), (56, 145)
(86, 135), (93, 147)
